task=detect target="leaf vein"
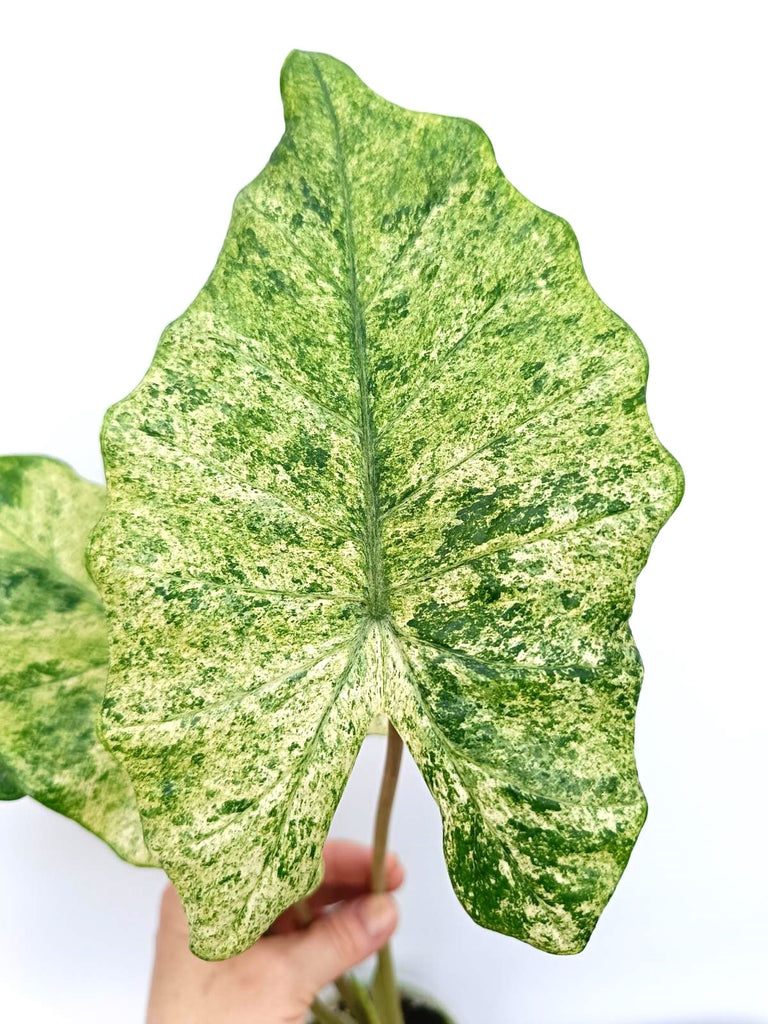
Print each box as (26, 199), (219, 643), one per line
(120, 425), (360, 541)
(390, 503), (650, 593)
(377, 286), (523, 439)
(360, 154), (469, 313)
(113, 637), (357, 733)
(237, 194), (348, 301)
(203, 324), (361, 434)
(381, 371), (616, 520)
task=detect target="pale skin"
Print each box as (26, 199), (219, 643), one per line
(147, 840), (403, 1024)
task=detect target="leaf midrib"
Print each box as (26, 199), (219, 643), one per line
(311, 58), (389, 622)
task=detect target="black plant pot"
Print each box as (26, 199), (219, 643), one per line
(313, 986), (455, 1024)
(398, 989), (454, 1023)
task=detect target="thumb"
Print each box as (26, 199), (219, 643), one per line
(291, 893), (398, 993)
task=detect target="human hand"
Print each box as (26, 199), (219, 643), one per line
(146, 840), (404, 1024)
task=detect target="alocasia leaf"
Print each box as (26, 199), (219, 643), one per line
(0, 456), (155, 865)
(89, 50), (683, 958)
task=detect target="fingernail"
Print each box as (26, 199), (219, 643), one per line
(359, 893), (396, 937)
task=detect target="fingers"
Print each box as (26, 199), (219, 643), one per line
(150, 868), (399, 1023)
(321, 840), (403, 892)
(315, 842), (404, 906)
(287, 893), (398, 997)
(156, 882), (190, 942)
(268, 842), (404, 934)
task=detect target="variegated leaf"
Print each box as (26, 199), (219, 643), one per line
(89, 51), (683, 958)
(0, 456), (155, 865)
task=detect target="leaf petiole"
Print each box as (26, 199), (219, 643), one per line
(370, 722), (405, 1024)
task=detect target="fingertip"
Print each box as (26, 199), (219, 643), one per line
(159, 882), (182, 916)
(358, 893), (398, 940)
(289, 892), (399, 991)
(321, 839), (372, 884)
(384, 852), (405, 889)
(156, 882), (189, 941)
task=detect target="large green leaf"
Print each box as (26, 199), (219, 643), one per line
(0, 456), (155, 865)
(89, 50), (683, 958)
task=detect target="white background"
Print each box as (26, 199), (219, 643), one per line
(1, 2), (766, 1022)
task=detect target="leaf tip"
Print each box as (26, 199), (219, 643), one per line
(279, 49), (364, 124)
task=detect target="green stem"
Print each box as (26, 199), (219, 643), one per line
(336, 975), (381, 1024)
(370, 722), (405, 1024)
(311, 997), (358, 1024)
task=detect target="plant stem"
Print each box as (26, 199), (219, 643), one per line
(370, 721), (405, 1024)
(311, 997), (358, 1024)
(336, 975), (381, 1024)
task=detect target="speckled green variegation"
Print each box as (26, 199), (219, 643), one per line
(0, 456), (155, 865)
(89, 50), (683, 958)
